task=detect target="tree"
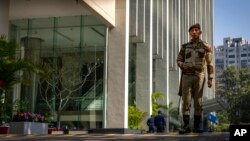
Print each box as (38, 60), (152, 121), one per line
(214, 111), (230, 132)
(38, 58), (101, 128)
(0, 35), (45, 124)
(0, 36), (44, 90)
(220, 66), (250, 124)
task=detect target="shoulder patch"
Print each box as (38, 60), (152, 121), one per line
(202, 41), (212, 53)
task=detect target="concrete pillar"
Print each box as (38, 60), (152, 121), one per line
(106, 0), (130, 128)
(129, 0), (145, 43)
(136, 0), (153, 122)
(21, 37), (43, 112)
(153, 0), (170, 132)
(0, 0), (10, 37)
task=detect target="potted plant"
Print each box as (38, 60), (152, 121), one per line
(7, 99), (48, 134)
(9, 112), (48, 134)
(0, 35), (46, 134)
(0, 124), (9, 134)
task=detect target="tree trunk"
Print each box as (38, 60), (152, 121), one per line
(56, 111), (61, 129)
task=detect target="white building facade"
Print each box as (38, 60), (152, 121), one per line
(0, 0), (214, 132)
(215, 37), (250, 86)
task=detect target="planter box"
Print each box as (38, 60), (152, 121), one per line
(9, 122), (48, 134)
(0, 126), (9, 134)
(48, 128), (62, 134)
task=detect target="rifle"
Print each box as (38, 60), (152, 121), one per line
(177, 95), (182, 115)
(178, 72), (183, 97)
(177, 72), (183, 115)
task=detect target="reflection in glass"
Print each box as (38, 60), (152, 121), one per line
(10, 15), (106, 130)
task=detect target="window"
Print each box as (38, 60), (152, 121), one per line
(242, 48), (247, 51)
(228, 49), (234, 52)
(216, 59), (224, 63)
(241, 54), (247, 57)
(10, 15), (107, 130)
(241, 60), (247, 63)
(228, 55), (235, 58)
(241, 60), (247, 68)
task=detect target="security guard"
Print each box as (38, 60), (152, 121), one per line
(176, 23), (214, 134)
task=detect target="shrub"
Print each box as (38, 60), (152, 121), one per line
(128, 106), (146, 130)
(12, 112), (45, 122)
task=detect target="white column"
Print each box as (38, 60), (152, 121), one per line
(106, 0), (130, 128)
(154, 0), (170, 132)
(0, 0), (9, 37)
(136, 0), (153, 118)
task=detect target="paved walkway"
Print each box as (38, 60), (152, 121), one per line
(0, 132), (229, 141)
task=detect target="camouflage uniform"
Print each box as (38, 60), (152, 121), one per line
(177, 40), (214, 116)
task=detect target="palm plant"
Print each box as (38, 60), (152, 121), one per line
(0, 35), (45, 124)
(0, 36), (45, 91)
(151, 92), (168, 116)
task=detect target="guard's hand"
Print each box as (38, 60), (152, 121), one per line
(181, 63), (190, 70)
(208, 79), (212, 88)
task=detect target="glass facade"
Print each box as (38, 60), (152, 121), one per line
(10, 15), (107, 130)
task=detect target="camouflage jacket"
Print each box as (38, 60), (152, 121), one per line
(176, 40), (214, 79)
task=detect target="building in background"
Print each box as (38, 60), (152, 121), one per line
(215, 37), (250, 87)
(0, 0), (214, 132)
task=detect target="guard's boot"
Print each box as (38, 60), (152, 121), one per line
(179, 115), (191, 134)
(193, 115), (203, 133)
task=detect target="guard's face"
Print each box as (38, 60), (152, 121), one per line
(189, 28), (201, 40)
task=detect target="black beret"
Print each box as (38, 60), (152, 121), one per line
(189, 23), (201, 32)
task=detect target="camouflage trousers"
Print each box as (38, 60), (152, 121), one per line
(181, 74), (205, 116)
